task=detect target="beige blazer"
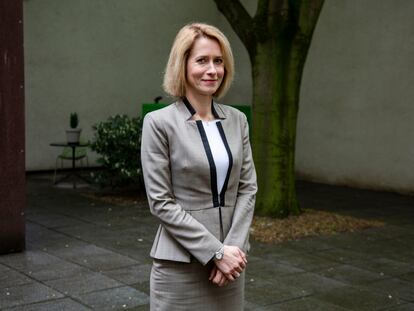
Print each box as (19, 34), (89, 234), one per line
(141, 98), (257, 265)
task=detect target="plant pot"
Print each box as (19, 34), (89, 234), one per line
(66, 128), (82, 144)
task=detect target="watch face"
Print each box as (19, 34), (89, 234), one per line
(215, 252), (223, 260)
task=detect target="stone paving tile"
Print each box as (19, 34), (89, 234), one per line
(44, 271), (122, 298)
(27, 211), (87, 228)
(77, 286), (149, 310)
(244, 275), (275, 293)
(244, 301), (270, 311)
(351, 257), (414, 278)
(400, 272), (414, 283)
(46, 243), (139, 271)
(0, 283), (63, 309)
(0, 266), (33, 288)
(245, 281), (310, 307)
(0, 250), (67, 273)
(107, 243), (153, 264)
(390, 236), (414, 251)
(246, 256), (305, 278)
(109, 216), (157, 232)
(314, 233), (372, 249)
(124, 305), (150, 311)
(352, 239), (414, 261)
(365, 277), (414, 302)
(102, 264), (152, 285)
(260, 296), (352, 311)
(382, 303), (414, 310)
(346, 239), (414, 264)
(94, 215), (154, 231)
(276, 252), (341, 272)
(68, 210), (143, 229)
(314, 285), (402, 310)
(55, 225), (154, 257)
(10, 175), (414, 310)
(0, 247), (92, 282)
(276, 271), (348, 295)
(0, 263), (9, 272)
(385, 214), (414, 226)
(314, 247), (373, 264)
(317, 264), (387, 285)
(252, 242), (303, 260)
(30, 260), (90, 281)
(356, 225), (409, 240)
(131, 281), (150, 296)
(56, 223), (125, 241)
(114, 227), (157, 247)
(2, 298), (92, 311)
(286, 236), (338, 252)
(25, 223), (82, 250)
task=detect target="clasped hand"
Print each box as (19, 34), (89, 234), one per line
(209, 245), (247, 287)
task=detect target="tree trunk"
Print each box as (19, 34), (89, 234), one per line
(214, 0), (324, 217)
(251, 37), (305, 216)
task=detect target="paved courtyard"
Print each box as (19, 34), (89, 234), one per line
(1, 173), (414, 310)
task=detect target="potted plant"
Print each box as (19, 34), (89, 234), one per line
(66, 112), (82, 143)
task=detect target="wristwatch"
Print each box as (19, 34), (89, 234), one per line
(214, 246), (224, 261)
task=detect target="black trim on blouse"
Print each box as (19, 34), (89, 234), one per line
(183, 97), (234, 241)
(183, 97), (221, 119)
(196, 120), (220, 208)
(216, 122), (233, 207)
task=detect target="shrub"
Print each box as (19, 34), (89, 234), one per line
(90, 114), (143, 189)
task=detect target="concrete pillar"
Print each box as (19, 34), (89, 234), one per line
(0, 0), (26, 254)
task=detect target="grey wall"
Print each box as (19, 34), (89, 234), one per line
(296, 0), (414, 194)
(24, 0), (252, 170)
(24, 1), (414, 194)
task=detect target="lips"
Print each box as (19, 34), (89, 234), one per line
(201, 79), (218, 85)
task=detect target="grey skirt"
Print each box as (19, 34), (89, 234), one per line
(150, 259), (245, 311)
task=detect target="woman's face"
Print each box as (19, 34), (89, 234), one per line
(185, 37), (224, 98)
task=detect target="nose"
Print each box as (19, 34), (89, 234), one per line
(206, 61), (217, 75)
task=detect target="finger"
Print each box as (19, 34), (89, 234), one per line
(237, 248), (245, 257)
(213, 271), (225, 286)
(215, 270), (223, 281)
(239, 260), (246, 269)
(218, 276), (227, 287)
(212, 273), (221, 285)
(221, 272), (230, 286)
(209, 266), (217, 281)
(225, 273), (235, 282)
(238, 249), (247, 264)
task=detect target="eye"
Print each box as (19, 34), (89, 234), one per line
(196, 58), (207, 64)
(214, 58), (223, 65)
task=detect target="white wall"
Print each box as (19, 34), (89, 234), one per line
(296, 0), (414, 193)
(24, 0), (414, 194)
(23, 0), (253, 170)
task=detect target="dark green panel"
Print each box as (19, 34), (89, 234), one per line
(142, 103), (251, 129)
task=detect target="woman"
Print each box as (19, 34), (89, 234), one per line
(141, 23), (257, 310)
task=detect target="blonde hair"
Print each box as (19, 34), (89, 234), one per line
(163, 23), (234, 99)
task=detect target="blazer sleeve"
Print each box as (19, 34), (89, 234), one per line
(223, 113), (257, 251)
(141, 113), (223, 265)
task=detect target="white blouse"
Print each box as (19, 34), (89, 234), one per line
(202, 120), (229, 194)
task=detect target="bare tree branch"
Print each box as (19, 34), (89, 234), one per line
(296, 0), (325, 37)
(213, 0), (256, 52)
